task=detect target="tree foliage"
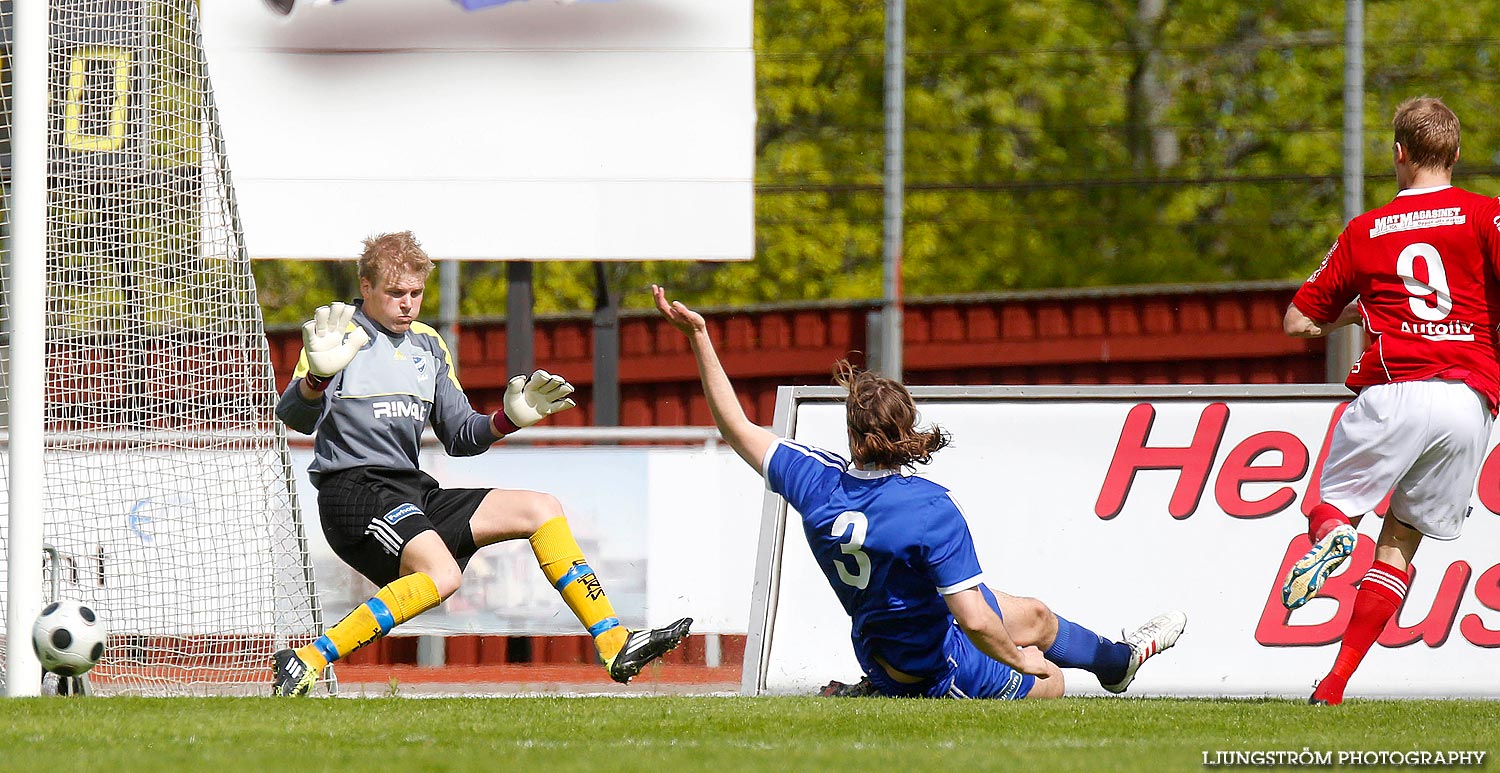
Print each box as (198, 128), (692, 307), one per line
(255, 0), (1500, 324)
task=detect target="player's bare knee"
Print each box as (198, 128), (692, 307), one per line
(1021, 597), (1055, 645)
(1025, 663), (1065, 700)
(427, 564), (463, 599)
(1031, 597), (1054, 626)
(524, 491), (565, 531)
(400, 533), (463, 598)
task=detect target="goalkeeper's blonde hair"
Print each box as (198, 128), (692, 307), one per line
(359, 231), (435, 285)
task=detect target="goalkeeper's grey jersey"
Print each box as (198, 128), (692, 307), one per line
(275, 301), (498, 484)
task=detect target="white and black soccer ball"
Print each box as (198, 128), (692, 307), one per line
(32, 601), (107, 677)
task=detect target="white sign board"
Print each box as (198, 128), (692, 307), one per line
(202, 0), (754, 261)
(41, 448), (296, 635)
(748, 386), (1500, 698)
(290, 442), (763, 635)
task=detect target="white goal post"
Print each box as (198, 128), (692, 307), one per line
(744, 385), (1500, 699)
(1, 0), (327, 696)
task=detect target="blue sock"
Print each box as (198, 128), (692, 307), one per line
(1044, 614), (1130, 684)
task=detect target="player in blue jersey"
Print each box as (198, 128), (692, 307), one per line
(654, 285), (1186, 699)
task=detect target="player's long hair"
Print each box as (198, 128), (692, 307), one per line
(835, 359), (950, 470)
(359, 230), (435, 285)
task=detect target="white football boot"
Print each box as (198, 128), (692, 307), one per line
(1100, 610), (1188, 694)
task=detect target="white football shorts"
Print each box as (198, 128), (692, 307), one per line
(1319, 379), (1493, 540)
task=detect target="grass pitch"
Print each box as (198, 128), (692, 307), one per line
(1, 696), (1495, 772)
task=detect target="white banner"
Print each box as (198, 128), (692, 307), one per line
(202, 0), (754, 261)
(290, 443), (763, 636)
(755, 387), (1500, 698)
(38, 447), (297, 636)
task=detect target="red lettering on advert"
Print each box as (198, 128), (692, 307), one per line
(1299, 401), (1392, 517)
(1094, 400), (1500, 520)
(1475, 451), (1500, 516)
(1214, 431), (1308, 518)
(1256, 535), (1500, 648)
(1255, 534), (1369, 646)
(1300, 403), (1348, 515)
(1459, 564), (1500, 647)
(1095, 403), (1229, 520)
(1378, 562), (1471, 648)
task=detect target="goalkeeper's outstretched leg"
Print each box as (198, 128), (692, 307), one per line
(274, 533), (452, 697)
(485, 490), (691, 683)
(273, 487), (691, 695)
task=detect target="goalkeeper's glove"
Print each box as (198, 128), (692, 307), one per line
(300, 302), (372, 389)
(496, 369), (577, 433)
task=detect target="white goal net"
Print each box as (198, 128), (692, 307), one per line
(0, 0), (326, 695)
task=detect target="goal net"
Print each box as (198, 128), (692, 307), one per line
(0, 0), (327, 695)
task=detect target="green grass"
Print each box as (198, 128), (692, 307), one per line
(1, 696), (1496, 772)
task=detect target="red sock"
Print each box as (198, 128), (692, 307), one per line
(1312, 560), (1408, 704)
(1307, 503), (1351, 542)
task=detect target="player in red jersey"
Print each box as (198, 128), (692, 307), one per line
(1279, 97), (1500, 704)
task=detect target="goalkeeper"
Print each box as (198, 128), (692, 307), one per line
(272, 231), (690, 697)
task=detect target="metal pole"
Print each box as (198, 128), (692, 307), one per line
(7, 0), (49, 697)
(505, 261), (534, 376)
(877, 0), (905, 380)
(1328, 0), (1364, 383)
(438, 258), (459, 365)
(592, 262), (620, 427)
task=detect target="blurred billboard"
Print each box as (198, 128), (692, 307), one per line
(203, 0), (754, 261)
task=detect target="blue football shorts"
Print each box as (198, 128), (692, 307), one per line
(862, 584), (1036, 700)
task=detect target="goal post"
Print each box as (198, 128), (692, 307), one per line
(4, 0), (49, 698)
(744, 384), (1500, 699)
(1, 0), (328, 696)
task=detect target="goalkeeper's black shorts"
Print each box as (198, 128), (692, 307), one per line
(316, 466), (488, 586)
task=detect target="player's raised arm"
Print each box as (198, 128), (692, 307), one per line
(653, 284), (778, 472)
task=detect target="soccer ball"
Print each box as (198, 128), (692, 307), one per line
(32, 601), (107, 677)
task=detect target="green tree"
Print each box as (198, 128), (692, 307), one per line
(253, 0), (1500, 324)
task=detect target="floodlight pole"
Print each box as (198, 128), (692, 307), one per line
(592, 262), (620, 427)
(1327, 0), (1364, 382)
(438, 259), (460, 365)
(876, 0), (905, 380)
(7, 0), (49, 697)
(506, 261), (534, 376)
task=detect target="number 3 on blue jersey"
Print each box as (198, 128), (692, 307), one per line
(831, 511), (871, 589)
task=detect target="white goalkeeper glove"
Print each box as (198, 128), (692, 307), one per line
(301, 302), (372, 379)
(501, 369), (577, 430)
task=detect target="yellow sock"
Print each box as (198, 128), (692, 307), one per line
(296, 572), (442, 670)
(529, 516), (628, 661)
